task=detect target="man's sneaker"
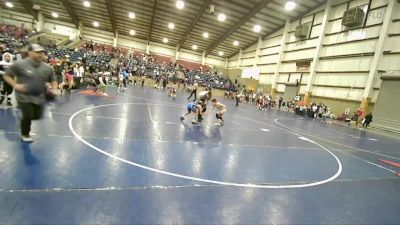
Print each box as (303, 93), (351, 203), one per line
(21, 136), (34, 142)
(179, 116), (184, 120)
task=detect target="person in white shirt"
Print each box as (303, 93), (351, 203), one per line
(79, 64), (85, 77)
(187, 82), (198, 100)
(0, 52), (14, 106)
(117, 71), (124, 93)
(98, 75), (108, 96)
(211, 98), (226, 126)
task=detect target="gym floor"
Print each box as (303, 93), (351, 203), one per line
(0, 86), (399, 225)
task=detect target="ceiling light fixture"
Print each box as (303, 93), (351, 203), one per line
(176, 0), (184, 9)
(253, 24), (261, 33)
(128, 12), (135, 19)
(203, 32), (209, 38)
(217, 13), (226, 22)
(83, 1), (91, 7)
(129, 30), (136, 36)
(93, 21), (99, 27)
(51, 12), (58, 18)
(192, 45), (198, 50)
(233, 40), (239, 46)
(5, 1), (13, 8)
(168, 22), (175, 29)
(163, 38), (168, 43)
(285, 1), (296, 11)
(218, 51), (224, 56)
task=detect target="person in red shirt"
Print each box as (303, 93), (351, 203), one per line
(356, 108), (363, 117)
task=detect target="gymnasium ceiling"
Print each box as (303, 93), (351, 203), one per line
(4, 0), (326, 57)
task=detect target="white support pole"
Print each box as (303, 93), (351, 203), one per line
(270, 20), (290, 97)
(254, 36), (262, 67)
(36, 12), (44, 32)
(201, 51), (206, 65)
(0, 6), (3, 24)
(146, 41), (150, 54)
(236, 48), (243, 68)
(76, 21), (83, 41)
(175, 45), (180, 60)
(303, 0), (332, 104)
(113, 31), (118, 47)
(360, 0), (396, 112)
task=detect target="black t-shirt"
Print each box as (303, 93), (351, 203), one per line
(54, 66), (63, 75)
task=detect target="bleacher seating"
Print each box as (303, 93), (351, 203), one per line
(0, 26), (236, 91)
(177, 59), (209, 72)
(185, 70), (236, 91)
(0, 24), (37, 54)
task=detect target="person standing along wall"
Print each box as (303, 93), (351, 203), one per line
(3, 44), (57, 142)
(0, 52), (14, 106)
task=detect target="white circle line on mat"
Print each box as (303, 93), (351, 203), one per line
(68, 103), (342, 189)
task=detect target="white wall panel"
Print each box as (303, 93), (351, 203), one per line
(378, 55), (400, 70)
(241, 58), (255, 66)
(393, 7), (400, 20)
(206, 57), (225, 67)
(299, 85), (307, 94)
(288, 20), (299, 32)
(298, 74), (309, 84)
(302, 15), (314, 23)
(242, 51), (256, 58)
(315, 73), (368, 87)
(180, 52), (202, 62)
(260, 46), (280, 55)
(230, 53), (239, 60)
(259, 74), (273, 84)
(331, 3), (348, 20)
(228, 61), (237, 68)
(286, 38), (319, 50)
(371, 89), (379, 103)
(288, 73), (303, 83)
(349, 0), (369, 8)
(82, 28), (114, 45)
(284, 48), (317, 61)
(259, 55), (279, 64)
(313, 86), (363, 101)
(278, 74), (289, 82)
(388, 20), (400, 33)
(314, 11), (325, 24)
(118, 38), (147, 51)
(268, 28), (284, 37)
(279, 63), (297, 72)
(43, 22), (76, 40)
(259, 64), (277, 73)
(277, 83), (286, 92)
(366, 7), (386, 26)
(287, 33), (297, 43)
(1, 9), (34, 28)
(322, 39), (376, 55)
(246, 43), (258, 52)
(318, 57), (373, 71)
(261, 36), (282, 47)
(324, 25), (380, 43)
(150, 44), (175, 57)
(371, 0), (388, 8)
(311, 24), (322, 38)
